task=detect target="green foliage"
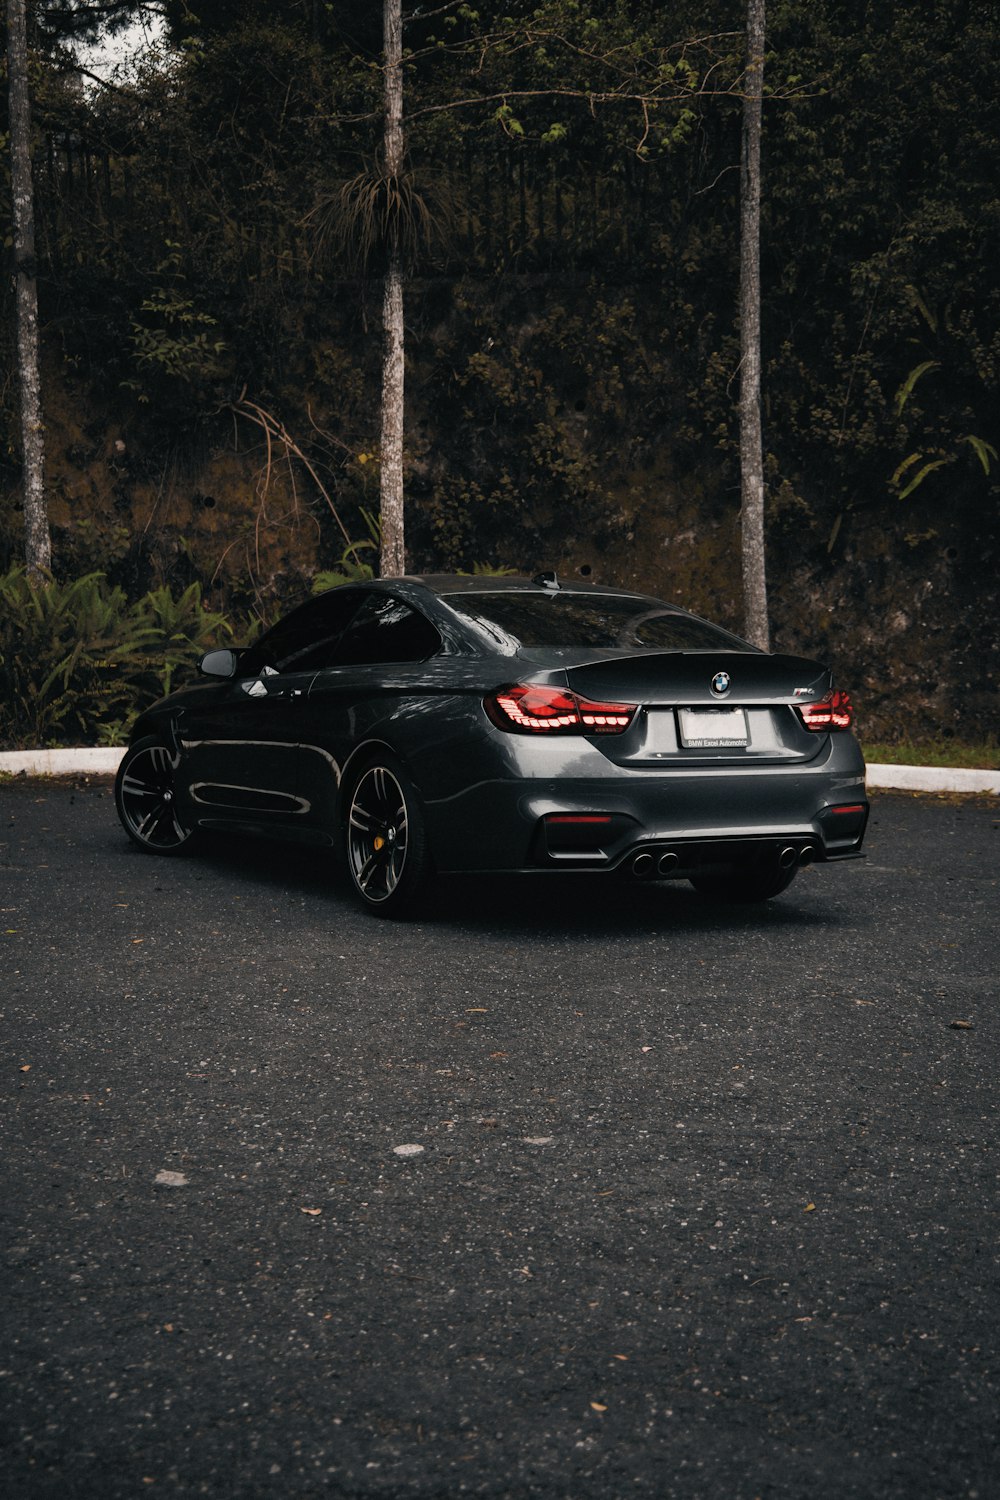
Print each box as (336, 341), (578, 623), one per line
(312, 509), (380, 592)
(0, 569), (154, 748)
(0, 569), (231, 749)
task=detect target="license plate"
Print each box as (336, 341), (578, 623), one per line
(678, 707), (748, 748)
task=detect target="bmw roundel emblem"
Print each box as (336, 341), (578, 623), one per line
(711, 671), (731, 696)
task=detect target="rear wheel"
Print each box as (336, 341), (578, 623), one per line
(690, 864), (799, 903)
(344, 756), (431, 917)
(115, 736), (198, 855)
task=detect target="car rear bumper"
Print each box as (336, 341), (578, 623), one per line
(423, 761), (869, 875)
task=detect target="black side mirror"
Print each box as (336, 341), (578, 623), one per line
(199, 648), (240, 679)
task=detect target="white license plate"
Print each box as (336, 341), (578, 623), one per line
(678, 707), (748, 748)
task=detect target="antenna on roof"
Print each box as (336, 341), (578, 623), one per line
(532, 570), (560, 591)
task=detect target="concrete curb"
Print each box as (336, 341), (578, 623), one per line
(864, 764), (1000, 795)
(0, 748), (126, 777)
(1, 747), (997, 795)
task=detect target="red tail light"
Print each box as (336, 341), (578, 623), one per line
(485, 684), (637, 735)
(798, 689), (854, 731)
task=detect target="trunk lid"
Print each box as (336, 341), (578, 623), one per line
(541, 650), (834, 764)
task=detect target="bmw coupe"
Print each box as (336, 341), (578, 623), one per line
(114, 573), (869, 915)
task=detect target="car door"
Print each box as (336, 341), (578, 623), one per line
(297, 591), (444, 826)
(180, 589), (365, 834)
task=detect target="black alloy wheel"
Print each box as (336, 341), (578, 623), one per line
(115, 735), (197, 855)
(345, 758), (430, 916)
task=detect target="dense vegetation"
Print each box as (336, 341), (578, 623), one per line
(2, 0), (998, 745)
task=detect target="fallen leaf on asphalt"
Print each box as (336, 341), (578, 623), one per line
(804, 1202), (816, 1212)
(590, 1402), (607, 1413)
(300, 1207), (322, 1216)
(154, 1170), (188, 1188)
(19, 1064), (31, 1073)
(950, 1020), (974, 1030)
(640, 1046), (654, 1054)
(489, 1051), (508, 1060)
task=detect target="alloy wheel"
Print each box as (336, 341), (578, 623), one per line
(347, 764), (410, 906)
(116, 738), (194, 853)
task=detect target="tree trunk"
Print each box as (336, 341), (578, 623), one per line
(6, 0), (51, 579)
(379, 0), (405, 577)
(739, 0), (768, 649)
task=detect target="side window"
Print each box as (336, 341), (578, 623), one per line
(333, 594), (441, 666)
(241, 590), (364, 675)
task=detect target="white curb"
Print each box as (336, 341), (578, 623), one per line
(0, 748), (996, 795)
(0, 748), (126, 776)
(865, 763), (1000, 795)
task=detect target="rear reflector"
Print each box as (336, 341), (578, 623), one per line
(546, 814), (614, 824)
(486, 684), (637, 734)
(797, 689), (854, 731)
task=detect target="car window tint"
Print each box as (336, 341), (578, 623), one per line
(440, 593), (747, 652)
(242, 590), (364, 674)
(333, 595), (442, 666)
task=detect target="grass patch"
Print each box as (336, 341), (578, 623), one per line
(862, 738), (1000, 769)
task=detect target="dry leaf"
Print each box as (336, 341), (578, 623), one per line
(804, 1202), (816, 1212)
(300, 1207), (322, 1216)
(19, 1064), (31, 1073)
(590, 1402), (607, 1413)
(950, 1020), (974, 1030)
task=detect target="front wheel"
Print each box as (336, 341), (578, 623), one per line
(343, 757), (431, 917)
(115, 735), (198, 855)
(690, 864), (799, 903)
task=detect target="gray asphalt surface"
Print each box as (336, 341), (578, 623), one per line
(1, 778), (998, 1499)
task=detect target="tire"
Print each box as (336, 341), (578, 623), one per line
(115, 735), (199, 856)
(343, 755), (431, 917)
(690, 863), (799, 903)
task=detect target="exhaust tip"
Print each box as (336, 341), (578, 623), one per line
(632, 852), (655, 879)
(799, 845), (815, 866)
(657, 851), (679, 876)
(778, 846), (799, 870)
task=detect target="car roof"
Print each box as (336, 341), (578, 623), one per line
(401, 573), (664, 602)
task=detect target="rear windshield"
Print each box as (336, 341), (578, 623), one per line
(440, 591), (748, 652)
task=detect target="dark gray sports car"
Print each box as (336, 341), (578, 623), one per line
(114, 573), (868, 915)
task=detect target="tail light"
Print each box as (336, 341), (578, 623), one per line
(798, 689), (854, 731)
(485, 684), (637, 735)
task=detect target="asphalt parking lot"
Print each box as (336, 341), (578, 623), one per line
(1, 778), (998, 1498)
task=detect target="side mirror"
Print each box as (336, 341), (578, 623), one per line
(199, 648), (240, 679)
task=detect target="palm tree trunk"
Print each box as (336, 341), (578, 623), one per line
(739, 0), (768, 649)
(379, 0), (405, 576)
(6, 0), (51, 579)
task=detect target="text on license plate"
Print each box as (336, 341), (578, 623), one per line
(677, 707), (748, 747)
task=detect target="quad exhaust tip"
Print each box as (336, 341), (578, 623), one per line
(779, 844), (816, 869)
(631, 845), (814, 879)
(632, 850), (680, 879)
